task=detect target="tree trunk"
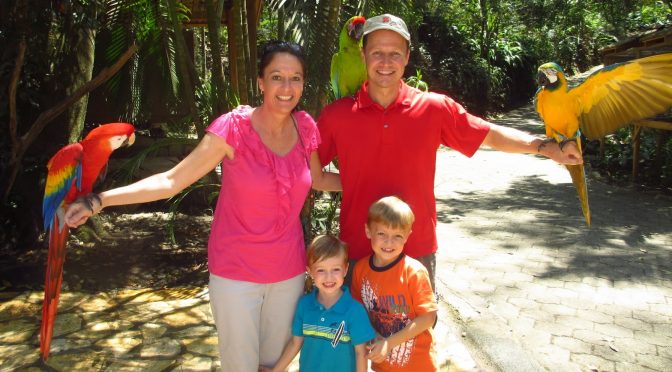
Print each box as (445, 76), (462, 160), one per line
(246, 0), (263, 102)
(167, 0), (203, 136)
(239, 0), (253, 103)
(229, 0), (250, 104)
(206, 0), (227, 114)
(479, 0), (488, 60)
(277, 6), (285, 41)
(64, 3), (99, 143)
(226, 4), (240, 99)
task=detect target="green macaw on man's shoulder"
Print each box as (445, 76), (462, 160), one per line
(331, 15), (366, 99)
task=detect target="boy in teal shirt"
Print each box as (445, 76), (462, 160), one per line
(261, 235), (375, 372)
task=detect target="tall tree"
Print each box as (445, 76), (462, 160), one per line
(63, 1), (103, 142)
(205, 0), (228, 113)
(167, 0), (204, 135)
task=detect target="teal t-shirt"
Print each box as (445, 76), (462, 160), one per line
(292, 286), (375, 372)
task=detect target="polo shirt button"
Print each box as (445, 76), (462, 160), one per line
(383, 124), (389, 128)
(321, 317), (325, 321)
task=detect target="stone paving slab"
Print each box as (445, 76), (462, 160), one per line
(433, 107), (672, 371)
(0, 287), (221, 371)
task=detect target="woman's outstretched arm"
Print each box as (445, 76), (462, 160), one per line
(65, 133), (233, 227)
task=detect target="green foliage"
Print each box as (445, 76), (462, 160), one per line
(102, 0), (191, 126)
(595, 128), (672, 188)
(311, 192), (341, 236)
(406, 69), (429, 92)
(2, 0), (671, 252)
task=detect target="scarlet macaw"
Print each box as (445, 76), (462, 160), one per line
(41, 123), (135, 360)
(535, 53), (672, 226)
(331, 16), (366, 99)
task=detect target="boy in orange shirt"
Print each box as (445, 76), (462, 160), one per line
(351, 196), (438, 371)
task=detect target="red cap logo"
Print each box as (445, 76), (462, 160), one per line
(383, 16), (390, 23)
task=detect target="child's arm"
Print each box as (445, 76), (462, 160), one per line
(355, 343), (369, 372)
(367, 311), (437, 363)
(260, 336), (303, 372)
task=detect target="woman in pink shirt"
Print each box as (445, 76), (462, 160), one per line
(65, 41), (341, 372)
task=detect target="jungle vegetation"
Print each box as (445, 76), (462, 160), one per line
(1, 0), (671, 249)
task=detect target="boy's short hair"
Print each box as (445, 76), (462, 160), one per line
(367, 196), (415, 232)
(307, 234), (349, 267)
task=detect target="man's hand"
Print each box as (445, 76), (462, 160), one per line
(538, 139), (584, 165)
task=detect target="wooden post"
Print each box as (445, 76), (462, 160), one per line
(632, 125), (642, 181)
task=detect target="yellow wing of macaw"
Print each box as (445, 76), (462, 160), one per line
(570, 53), (672, 140)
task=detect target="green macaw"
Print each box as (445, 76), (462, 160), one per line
(535, 53), (672, 226)
(330, 16), (366, 99)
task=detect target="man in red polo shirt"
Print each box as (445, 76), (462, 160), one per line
(317, 14), (583, 289)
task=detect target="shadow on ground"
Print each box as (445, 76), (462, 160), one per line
(0, 213), (211, 293)
(436, 174), (672, 283)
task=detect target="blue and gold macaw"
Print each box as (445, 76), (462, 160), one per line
(331, 16), (366, 99)
(535, 53), (672, 226)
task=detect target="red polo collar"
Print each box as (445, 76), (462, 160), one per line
(356, 80), (414, 110)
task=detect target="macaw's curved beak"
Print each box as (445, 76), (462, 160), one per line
(537, 71), (550, 87)
(349, 21), (365, 41)
(124, 132), (136, 147)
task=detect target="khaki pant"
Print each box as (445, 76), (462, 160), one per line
(209, 273), (304, 372)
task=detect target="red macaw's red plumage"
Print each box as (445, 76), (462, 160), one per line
(40, 123), (135, 360)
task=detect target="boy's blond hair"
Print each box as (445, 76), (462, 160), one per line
(367, 196), (415, 232)
(307, 234), (349, 267)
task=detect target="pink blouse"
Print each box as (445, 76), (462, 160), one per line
(206, 105), (319, 283)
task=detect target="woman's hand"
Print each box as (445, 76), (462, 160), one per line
(65, 194), (102, 228)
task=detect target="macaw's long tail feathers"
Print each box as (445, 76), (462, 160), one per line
(566, 132), (590, 227)
(40, 212), (69, 361)
(565, 162), (591, 226)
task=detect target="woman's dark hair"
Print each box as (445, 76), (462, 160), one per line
(258, 40), (306, 78)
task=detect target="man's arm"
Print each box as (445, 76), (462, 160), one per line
(481, 123), (583, 165)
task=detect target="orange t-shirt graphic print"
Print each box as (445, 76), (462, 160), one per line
(360, 277), (414, 367)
